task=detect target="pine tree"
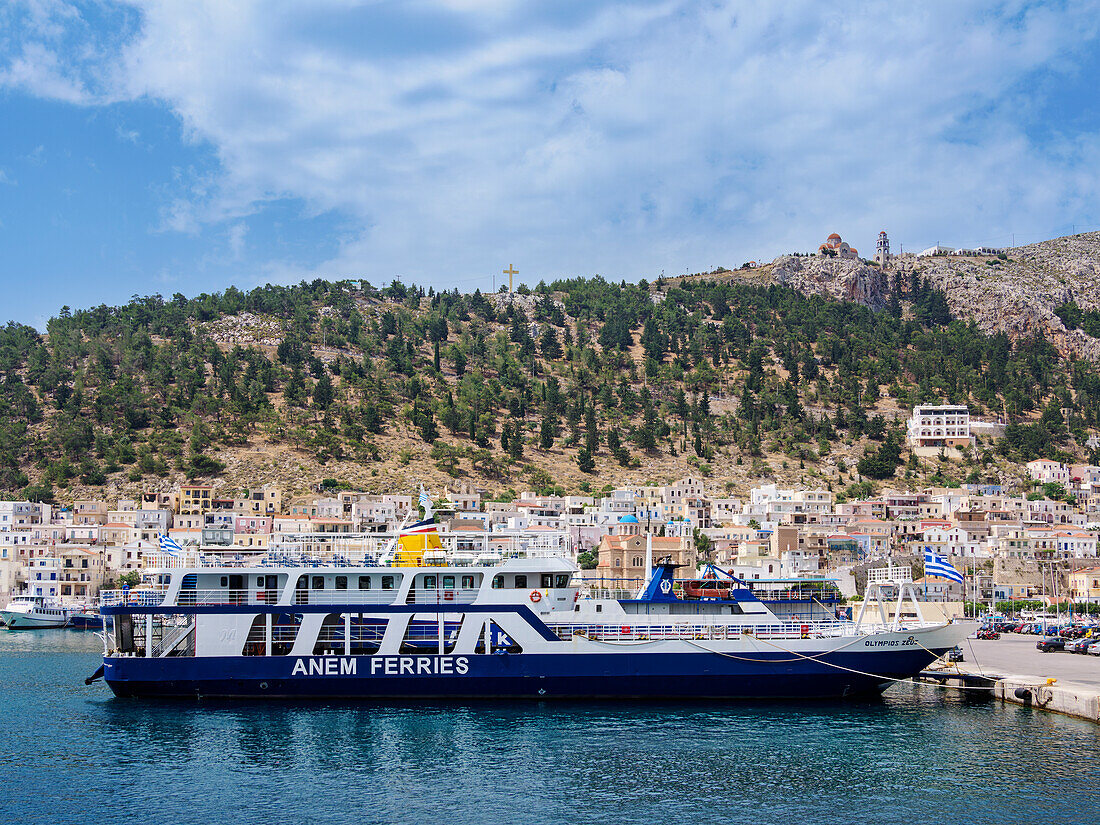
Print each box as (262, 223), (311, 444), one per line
(508, 421), (524, 460)
(539, 415), (555, 450)
(284, 365), (307, 407)
(313, 373), (335, 410)
(577, 446), (595, 473)
(637, 387), (658, 450)
(584, 402), (598, 454)
(539, 325), (562, 359)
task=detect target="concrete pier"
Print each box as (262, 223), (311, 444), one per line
(992, 676), (1100, 722)
(920, 637), (1100, 723)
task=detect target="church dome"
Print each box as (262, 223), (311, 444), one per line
(827, 233), (842, 241)
(618, 514), (639, 524)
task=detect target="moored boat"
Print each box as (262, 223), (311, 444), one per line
(67, 609), (107, 630)
(1, 595), (72, 629)
(91, 548), (973, 700)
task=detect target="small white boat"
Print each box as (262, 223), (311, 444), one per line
(0, 595), (72, 629)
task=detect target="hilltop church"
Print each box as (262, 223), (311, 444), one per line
(818, 232), (859, 259)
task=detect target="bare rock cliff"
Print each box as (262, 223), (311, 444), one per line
(768, 232), (1100, 361)
(770, 255), (891, 311)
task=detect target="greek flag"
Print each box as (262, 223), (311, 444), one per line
(158, 534), (183, 556)
(924, 548), (963, 584)
(418, 487), (432, 512)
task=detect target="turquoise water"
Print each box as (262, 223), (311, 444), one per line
(2, 631), (1099, 825)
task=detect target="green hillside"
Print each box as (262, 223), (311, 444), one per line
(1, 272), (1096, 502)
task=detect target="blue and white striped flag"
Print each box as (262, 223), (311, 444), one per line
(924, 548), (963, 584)
(418, 486), (432, 512)
(158, 534), (183, 556)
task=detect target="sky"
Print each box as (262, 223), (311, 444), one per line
(4, 0), (1100, 328)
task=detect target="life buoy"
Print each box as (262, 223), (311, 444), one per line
(621, 625), (632, 634)
(529, 590), (542, 603)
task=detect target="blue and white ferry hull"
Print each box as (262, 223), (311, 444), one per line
(100, 626), (967, 700)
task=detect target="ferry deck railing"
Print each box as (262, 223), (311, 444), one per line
(546, 620), (903, 642)
(141, 538), (573, 571)
(100, 587), (487, 608)
(575, 578), (843, 604)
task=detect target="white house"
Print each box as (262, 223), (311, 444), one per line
(1026, 459), (1068, 485)
(1054, 531), (1098, 558)
(906, 405), (972, 449)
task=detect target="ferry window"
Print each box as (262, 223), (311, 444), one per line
(359, 576), (371, 590)
(555, 574), (570, 588)
(382, 576), (394, 590)
(256, 577), (264, 587)
(442, 575), (455, 589)
(312, 576), (325, 590)
(296, 575), (307, 590)
(423, 575), (437, 589)
(220, 576), (228, 587)
(492, 575), (504, 589)
(335, 576), (347, 590)
(596, 604), (603, 613)
(541, 574), (552, 588)
(461, 575), (475, 589)
(514, 574), (527, 588)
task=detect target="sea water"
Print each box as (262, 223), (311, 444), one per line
(1, 630), (1098, 825)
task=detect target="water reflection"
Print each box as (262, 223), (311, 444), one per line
(2, 632), (1100, 825)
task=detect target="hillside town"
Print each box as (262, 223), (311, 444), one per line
(5, 407), (1100, 613)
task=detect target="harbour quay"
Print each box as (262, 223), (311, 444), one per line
(924, 636), (1100, 723)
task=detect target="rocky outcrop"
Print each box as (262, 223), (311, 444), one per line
(202, 312), (284, 348)
(769, 232), (1100, 361)
(770, 255), (891, 310)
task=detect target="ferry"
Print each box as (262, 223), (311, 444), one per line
(90, 548), (972, 699)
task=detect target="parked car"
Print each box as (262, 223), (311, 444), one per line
(1089, 643), (1100, 656)
(1037, 637), (1066, 652)
(976, 629), (1000, 640)
(1069, 638), (1098, 654)
(946, 646), (964, 662)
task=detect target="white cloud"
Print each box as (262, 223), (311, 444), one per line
(227, 221), (247, 259)
(8, 1), (1100, 284)
(0, 40), (88, 102)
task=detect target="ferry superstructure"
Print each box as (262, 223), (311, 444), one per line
(91, 547), (972, 699)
